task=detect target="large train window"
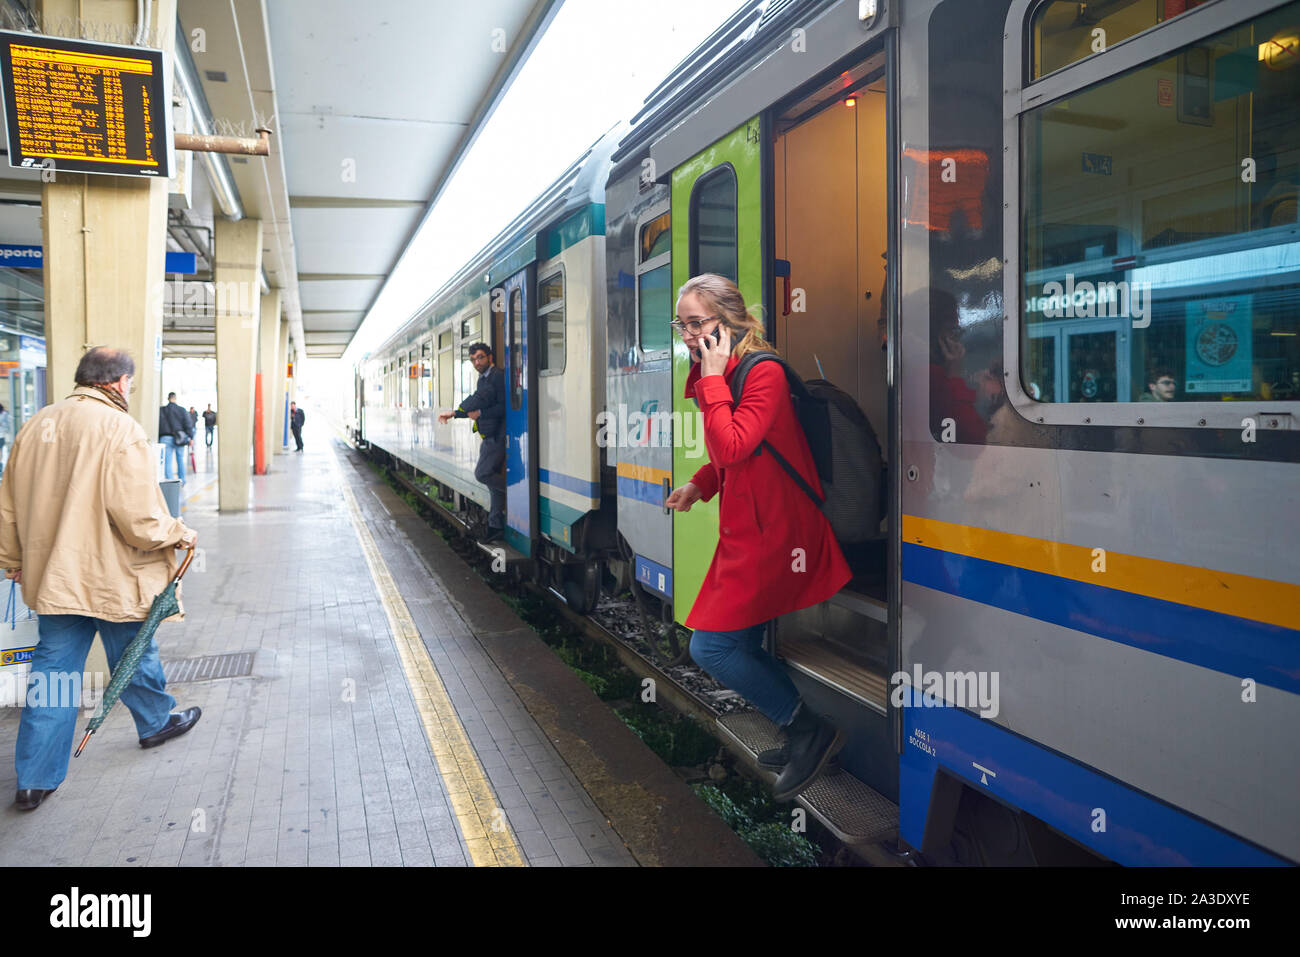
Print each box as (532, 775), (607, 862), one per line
(459, 311), (482, 397)
(689, 164), (738, 282)
(437, 330), (453, 409)
(637, 207), (671, 354)
(1015, 0), (1300, 419)
(538, 269), (565, 375)
(1031, 0), (1213, 79)
(419, 341), (432, 408)
(509, 288), (523, 410)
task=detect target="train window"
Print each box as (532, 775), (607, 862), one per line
(1019, 1), (1300, 408)
(1031, 0), (1213, 79)
(509, 288), (523, 411)
(437, 330), (453, 409)
(459, 311), (483, 397)
(420, 341), (432, 408)
(538, 270), (565, 375)
(637, 209), (671, 353)
(690, 164), (738, 282)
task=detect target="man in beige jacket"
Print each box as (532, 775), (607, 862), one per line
(0, 347), (202, 811)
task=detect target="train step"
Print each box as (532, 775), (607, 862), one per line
(716, 710), (898, 846)
(475, 537), (530, 569)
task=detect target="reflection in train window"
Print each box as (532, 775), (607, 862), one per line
(509, 288), (523, 411)
(437, 330), (453, 409)
(690, 165), (738, 282)
(638, 210), (671, 353)
(538, 271), (565, 374)
(1031, 0), (1213, 80)
(459, 311), (482, 397)
(1021, 1), (1300, 404)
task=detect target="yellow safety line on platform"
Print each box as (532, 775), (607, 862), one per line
(340, 482), (525, 867)
(186, 478), (218, 505)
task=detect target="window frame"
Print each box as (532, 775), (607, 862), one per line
(689, 162), (739, 282)
(635, 201), (672, 359)
(1003, 0), (1300, 431)
(437, 327), (454, 410)
(537, 265), (566, 377)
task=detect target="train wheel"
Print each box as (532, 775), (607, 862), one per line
(562, 561), (600, 615)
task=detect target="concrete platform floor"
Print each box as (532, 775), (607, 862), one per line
(0, 437), (649, 866)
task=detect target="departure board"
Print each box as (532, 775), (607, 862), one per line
(0, 31), (172, 177)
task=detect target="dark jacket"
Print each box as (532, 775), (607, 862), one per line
(455, 366), (505, 441)
(159, 401), (193, 440)
(203, 410), (217, 428)
(291, 408), (305, 430)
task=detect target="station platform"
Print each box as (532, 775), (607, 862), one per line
(0, 436), (759, 867)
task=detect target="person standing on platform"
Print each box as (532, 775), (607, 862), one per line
(289, 402), (305, 452)
(0, 347), (202, 811)
(158, 392), (193, 484)
(202, 405), (217, 447)
(437, 343), (505, 543)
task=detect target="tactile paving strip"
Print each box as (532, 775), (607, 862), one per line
(162, 652), (255, 683)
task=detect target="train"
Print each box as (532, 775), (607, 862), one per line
(353, 0), (1300, 866)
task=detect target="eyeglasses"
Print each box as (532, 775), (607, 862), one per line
(669, 315), (721, 336)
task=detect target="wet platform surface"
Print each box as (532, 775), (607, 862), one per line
(0, 434), (756, 867)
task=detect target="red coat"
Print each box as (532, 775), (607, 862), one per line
(684, 354), (852, 631)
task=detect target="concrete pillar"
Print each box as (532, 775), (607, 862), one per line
(36, 0), (177, 694)
(274, 320), (290, 453)
(255, 290), (281, 473)
(213, 218), (262, 510)
(39, 0), (178, 436)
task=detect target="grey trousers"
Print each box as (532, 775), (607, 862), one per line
(475, 435), (506, 530)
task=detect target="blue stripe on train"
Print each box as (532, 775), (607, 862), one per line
(902, 542), (1300, 695)
(538, 468), (599, 499)
(899, 686), (1292, 865)
(617, 475), (664, 507)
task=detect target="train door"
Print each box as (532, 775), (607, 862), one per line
(670, 116), (765, 624)
(502, 266), (539, 556)
(767, 41), (897, 798)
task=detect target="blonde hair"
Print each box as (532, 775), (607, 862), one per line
(676, 273), (772, 360)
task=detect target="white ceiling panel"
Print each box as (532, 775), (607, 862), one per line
(278, 113), (464, 201)
(297, 278), (387, 312)
(290, 206), (425, 274)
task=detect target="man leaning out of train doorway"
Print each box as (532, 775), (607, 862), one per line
(665, 274), (852, 801)
(438, 343), (506, 543)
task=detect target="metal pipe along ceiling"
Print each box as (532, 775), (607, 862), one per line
(172, 21), (244, 221)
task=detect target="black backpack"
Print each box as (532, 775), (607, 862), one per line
(729, 352), (883, 544)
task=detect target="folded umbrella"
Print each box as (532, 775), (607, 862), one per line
(75, 546), (196, 757)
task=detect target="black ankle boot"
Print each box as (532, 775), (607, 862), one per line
(756, 744), (842, 775)
(771, 703), (843, 802)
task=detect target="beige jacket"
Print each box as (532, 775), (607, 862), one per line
(0, 387), (194, 621)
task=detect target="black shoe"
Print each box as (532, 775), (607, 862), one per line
(756, 745), (842, 775)
(771, 703), (844, 802)
(481, 527), (503, 544)
(14, 787), (56, 811)
(139, 707), (202, 749)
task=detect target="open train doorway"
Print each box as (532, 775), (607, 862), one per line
(768, 46), (895, 796)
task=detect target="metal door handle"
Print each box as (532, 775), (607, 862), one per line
(663, 478), (672, 515)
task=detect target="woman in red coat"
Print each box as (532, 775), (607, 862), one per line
(665, 274), (852, 801)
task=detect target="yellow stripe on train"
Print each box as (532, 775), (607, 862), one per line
(616, 461), (673, 485)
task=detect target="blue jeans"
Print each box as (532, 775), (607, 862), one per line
(160, 434), (187, 483)
(15, 615), (175, 790)
(690, 622), (800, 726)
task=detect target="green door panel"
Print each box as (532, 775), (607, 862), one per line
(671, 116), (764, 626)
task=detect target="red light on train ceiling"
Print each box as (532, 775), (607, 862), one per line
(844, 96), (857, 108)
